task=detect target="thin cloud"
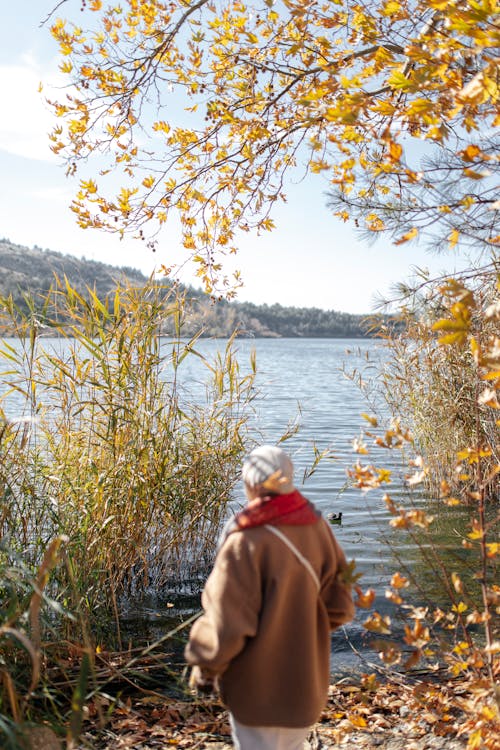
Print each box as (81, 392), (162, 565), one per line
(0, 59), (59, 162)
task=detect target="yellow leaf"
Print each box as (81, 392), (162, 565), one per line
(480, 705), (498, 721)
(457, 447), (492, 463)
(388, 70), (412, 91)
(432, 319), (463, 332)
(80, 179), (98, 194)
(152, 121), (170, 134)
(461, 144), (481, 162)
(467, 728), (483, 750)
(383, 0), (401, 13)
(437, 332), (467, 345)
(388, 141), (402, 161)
(361, 413), (378, 427)
(449, 229), (460, 248)
(349, 715), (367, 728)
(407, 98), (433, 114)
(373, 101), (396, 115)
(377, 468), (392, 483)
(394, 227), (418, 245)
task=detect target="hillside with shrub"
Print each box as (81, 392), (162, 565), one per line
(0, 239), (373, 337)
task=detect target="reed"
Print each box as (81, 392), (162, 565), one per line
(1, 278), (257, 609)
(379, 289), (500, 499)
(0, 279), (257, 744)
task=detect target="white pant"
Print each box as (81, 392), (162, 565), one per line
(229, 714), (310, 750)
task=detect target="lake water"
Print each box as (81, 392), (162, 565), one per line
(0, 336), (439, 673)
(175, 337), (407, 671)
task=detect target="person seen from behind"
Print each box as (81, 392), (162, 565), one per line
(185, 444), (355, 750)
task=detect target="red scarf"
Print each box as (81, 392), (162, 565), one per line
(235, 490), (319, 529)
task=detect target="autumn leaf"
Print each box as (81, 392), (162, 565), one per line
(364, 612), (392, 634)
(388, 141), (403, 161)
(383, 493), (398, 514)
(349, 714), (368, 728)
(385, 589), (403, 604)
(338, 559), (363, 586)
(352, 436), (369, 454)
(394, 227), (418, 245)
(478, 388), (500, 409)
(456, 447), (492, 464)
(448, 229), (460, 248)
(354, 586), (376, 609)
(467, 519), (484, 540)
(403, 649), (422, 669)
(460, 144), (482, 161)
(391, 572), (409, 589)
(451, 573), (464, 594)
(376, 641), (402, 664)
(404, 620), (430, 648)
(388, 70), (413, 91)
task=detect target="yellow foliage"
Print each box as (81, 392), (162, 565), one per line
(44, 0), (498, 297)
(394, 227), (418, 245)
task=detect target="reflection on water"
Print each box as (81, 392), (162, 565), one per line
(0, 336), (472, 671)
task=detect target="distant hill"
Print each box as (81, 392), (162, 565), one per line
(0, 239), (148, 301)
(0, 239), (375, 338)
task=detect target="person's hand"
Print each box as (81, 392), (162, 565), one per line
(188, 665), (217, 695)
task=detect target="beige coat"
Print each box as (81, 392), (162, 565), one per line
(185, 517), (355, 727)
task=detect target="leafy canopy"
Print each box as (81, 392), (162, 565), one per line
(49, 0), (499, 290)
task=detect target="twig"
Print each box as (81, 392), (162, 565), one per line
(40, 0), (68, 27)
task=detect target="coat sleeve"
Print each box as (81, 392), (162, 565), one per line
(184, 531), (262, 677)
(320, 525), (355, 630)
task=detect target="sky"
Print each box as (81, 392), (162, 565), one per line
(0, 1), (469, 314)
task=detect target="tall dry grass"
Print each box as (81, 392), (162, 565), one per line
(1, 279), (257, 608)
(0, 279), (257, 745)
(379, 287), (500, 499)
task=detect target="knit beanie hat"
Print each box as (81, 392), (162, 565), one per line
(242, 445), (295, 495)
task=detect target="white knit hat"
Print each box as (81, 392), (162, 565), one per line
(242, 445), (295, 495)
